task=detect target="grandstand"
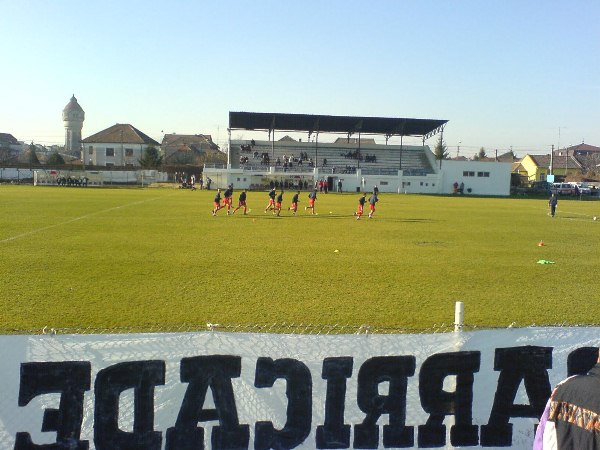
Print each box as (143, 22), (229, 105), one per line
(203, 112), (511, 195)
(230, 138), (435, 177)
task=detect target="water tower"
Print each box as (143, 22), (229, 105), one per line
(62, 95), (85, 154)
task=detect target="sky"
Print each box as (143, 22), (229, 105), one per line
(1, 0), (599, 158)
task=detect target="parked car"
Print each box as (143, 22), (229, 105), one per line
(551, 183), (575, 195)
(529, 181), (551, 194)
(574, 183), (592, 195)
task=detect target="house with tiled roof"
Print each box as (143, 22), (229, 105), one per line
(0, 133), (24, 163)
(82, 124), (159, 167)
(519, 153), (582, 182)
(160, 134), (220, 165)
(557, 143), (600, 177)
(0, 133), (23, 151)
(559, 143), (600, 157)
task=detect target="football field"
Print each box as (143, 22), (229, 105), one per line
(1, 185), (598, 333)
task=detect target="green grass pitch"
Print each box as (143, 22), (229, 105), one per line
(0, 185), (598, 333)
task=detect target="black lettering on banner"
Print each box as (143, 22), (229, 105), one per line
(254, 357), (312, 450)
(316, 357), (353, 449)
(15, 361), (91, 450)
(165, 355), (249, 450)
(567, 347), (599, 377)
(353, 356), (416, 449)
(418, 351), (481, 448)
(480, 346), (552, 447)
(94, 360), (165, 450)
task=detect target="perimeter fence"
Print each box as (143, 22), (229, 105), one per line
(2, 321), (600, 336)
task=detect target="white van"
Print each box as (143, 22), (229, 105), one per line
(551, 183), (574, 195)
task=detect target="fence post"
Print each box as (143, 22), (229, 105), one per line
(454, 301), (464, 332)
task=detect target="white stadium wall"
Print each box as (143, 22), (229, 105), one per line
(204, 162), (511, 196)
(440, 161), (512, 196)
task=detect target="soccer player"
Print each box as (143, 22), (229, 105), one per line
(264, 188), (276, 213)
(548, 193), (558, 218)
(223, 184), (233, 215)
(212, 188), (223, 216)
(368, 191), (378, 219)
(305, 189), (317, 215)
(232, 189), (248, 215)
(274, 190), (284, 216)
(354, 193), (366, 220)
(288, 191), (300, 215)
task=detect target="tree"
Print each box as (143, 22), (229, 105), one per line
(0, 144), (11, 164)
(26, 143), (40, 165)
(474, 147), (487, 161)
(47, 152), (66, 165)
(433, 135), (449, 168)
(139, 145), (163, 169)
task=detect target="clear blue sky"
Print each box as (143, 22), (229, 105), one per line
(1, 0), (598, 157)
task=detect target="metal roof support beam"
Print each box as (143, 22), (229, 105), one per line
(424, 123), (445, 141)
(400, 135), (403, 170)
(315, 131), (319, 166)
(227, 128), (231, 167)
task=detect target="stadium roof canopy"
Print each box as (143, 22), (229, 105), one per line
(229, 111), (448, 140)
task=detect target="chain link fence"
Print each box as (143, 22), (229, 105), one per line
(3, 321), (600, 336)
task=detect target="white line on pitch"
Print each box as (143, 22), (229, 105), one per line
(0, 195), (168, 244)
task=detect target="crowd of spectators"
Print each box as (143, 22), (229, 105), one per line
(56, 175), (88, 187)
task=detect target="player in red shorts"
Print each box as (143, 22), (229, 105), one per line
(274, 190), (284, 216)
(264, 188), (276, 213)
(368, 191), (378, 219)
(305, 189), (317, 215)
(212, 189), (223, 216)
(223, 184), (233, 215)
(288, 191), (300, 215)
(354, 193), (366, 220)
(232, 189), (247, 215)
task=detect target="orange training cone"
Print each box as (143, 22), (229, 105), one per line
(538, 240), (545, 246)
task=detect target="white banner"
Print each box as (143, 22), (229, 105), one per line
(0, 328), (598, 449)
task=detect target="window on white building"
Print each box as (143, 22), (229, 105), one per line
(106, 148), (115, 157)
